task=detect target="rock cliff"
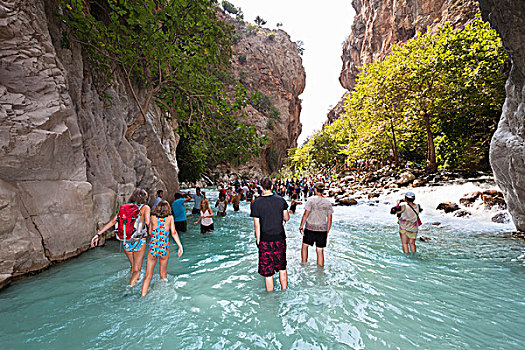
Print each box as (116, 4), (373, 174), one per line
(213, 16), (306, 180)
(0, 0), (180, 288)
(328, 0), (479, 122)
(478, 0), (525, 231)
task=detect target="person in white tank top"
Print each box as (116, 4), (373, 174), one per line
(194, 199), (214, 234)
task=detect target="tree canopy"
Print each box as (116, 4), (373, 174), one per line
(284, 17), (507, 176)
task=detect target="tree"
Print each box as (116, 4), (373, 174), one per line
(254, 16), (267, 26)
(61, 0), (265, 179)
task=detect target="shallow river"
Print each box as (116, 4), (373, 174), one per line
(1, 183), (524, 349)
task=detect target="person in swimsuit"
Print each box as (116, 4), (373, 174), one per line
(194, 199), (214, 234)
(91, 188), (150, 287)
(141, 200), (183, 296)
(215, 194), (228, 217)
(289, 193), (303, 214)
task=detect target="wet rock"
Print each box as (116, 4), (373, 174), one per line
(454, 209), (471, 218)
(341, 197), (358, 206)
(411, 179), (426, 187)
(459, 191), (482, 207)
(419, 236), (431, 242)
(396, 172), (415, 185)
(491, 212), (511, 224)
(481, 190), (506, 209)
(431, 222), (441, 226)
(368, 192), (380, 199)
(436, 202), (460, 213)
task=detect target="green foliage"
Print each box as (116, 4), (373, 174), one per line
(286, 17), (507, 174)
(238, 54), (247, 64)
(266, 119), (275, 130)
(267, 148), (280, 172)
(231, 32), (240, 44)
(251, 92), (280, 121)
(254, 16), (267, 26)
(221, 1), (238, 15)
(60, 0), (265, 180)
(267, 32), (276, 41)
(246, 23), (258, 35)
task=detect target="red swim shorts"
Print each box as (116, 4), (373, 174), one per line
(258, 239), (287, 277)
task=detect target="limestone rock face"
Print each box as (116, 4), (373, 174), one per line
(340, 0), (479, 91)
(214, 16), (306, 179)
(328, 0), (479, 122)
(0, 0), (180, 287)
(479, 0), (525, 231)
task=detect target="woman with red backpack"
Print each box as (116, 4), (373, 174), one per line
(91, 188), (151, 287)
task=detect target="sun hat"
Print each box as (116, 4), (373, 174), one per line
(405, 191), (416, 199)
(314, 182), (325, 191)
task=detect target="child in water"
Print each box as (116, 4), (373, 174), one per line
(215, 194), (228, 217)
(194, 199), (214, 234)
(141, 200), (183, 296)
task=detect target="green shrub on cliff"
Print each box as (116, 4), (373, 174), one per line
(60, 0), (264, 182)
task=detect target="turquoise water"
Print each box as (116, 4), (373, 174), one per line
(1, 188), (524, 349)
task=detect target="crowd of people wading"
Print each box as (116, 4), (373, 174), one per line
(90, 173), (422, 295)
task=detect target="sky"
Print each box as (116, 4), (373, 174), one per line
(230, 0), (355, 145)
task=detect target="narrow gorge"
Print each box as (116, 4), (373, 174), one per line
(0, 0), (304, 288)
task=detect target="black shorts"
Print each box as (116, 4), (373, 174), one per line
(303, 229), (327, 248)
(175, 220), (187, 232)
(201, 223), (214, 234)
(192, 208), (200, 215)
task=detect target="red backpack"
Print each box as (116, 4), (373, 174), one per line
(115, 203), (147, 242)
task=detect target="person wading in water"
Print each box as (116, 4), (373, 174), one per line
(392, 191), (422, 255)
(250, 178), (290, 292)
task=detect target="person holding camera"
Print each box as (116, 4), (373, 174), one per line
(391, 191), (422, 254)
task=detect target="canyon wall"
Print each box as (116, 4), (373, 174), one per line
(212, 16), (306, 180)
(0, 0), (180, 288)
(478, 0), (525, 231)
(329, 0), (479, 122)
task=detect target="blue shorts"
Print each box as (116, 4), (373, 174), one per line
(122, 239), (146, 252)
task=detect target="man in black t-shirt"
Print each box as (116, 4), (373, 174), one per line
(250, 177), (290, 292)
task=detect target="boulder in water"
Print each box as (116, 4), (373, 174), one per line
(481, 190), (506, 209)
(436, 202), (460, 213)
(491, 212), (511, 224)
(454, 209), (471, 218)
(341, 197), (358, 206)
(368, 192), (380, 199)
(431, 222), (441, 226)
(419, 236), (431, 242)
(459, 191), (482, 207)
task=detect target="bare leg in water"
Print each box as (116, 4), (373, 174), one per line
(129, 243), (147, 286)
(264, 270), (288, 292)
(141, 253), (157, 296)
(399, 232), (410, 254)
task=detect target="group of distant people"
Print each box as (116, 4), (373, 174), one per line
(90, 176), (422, 294)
